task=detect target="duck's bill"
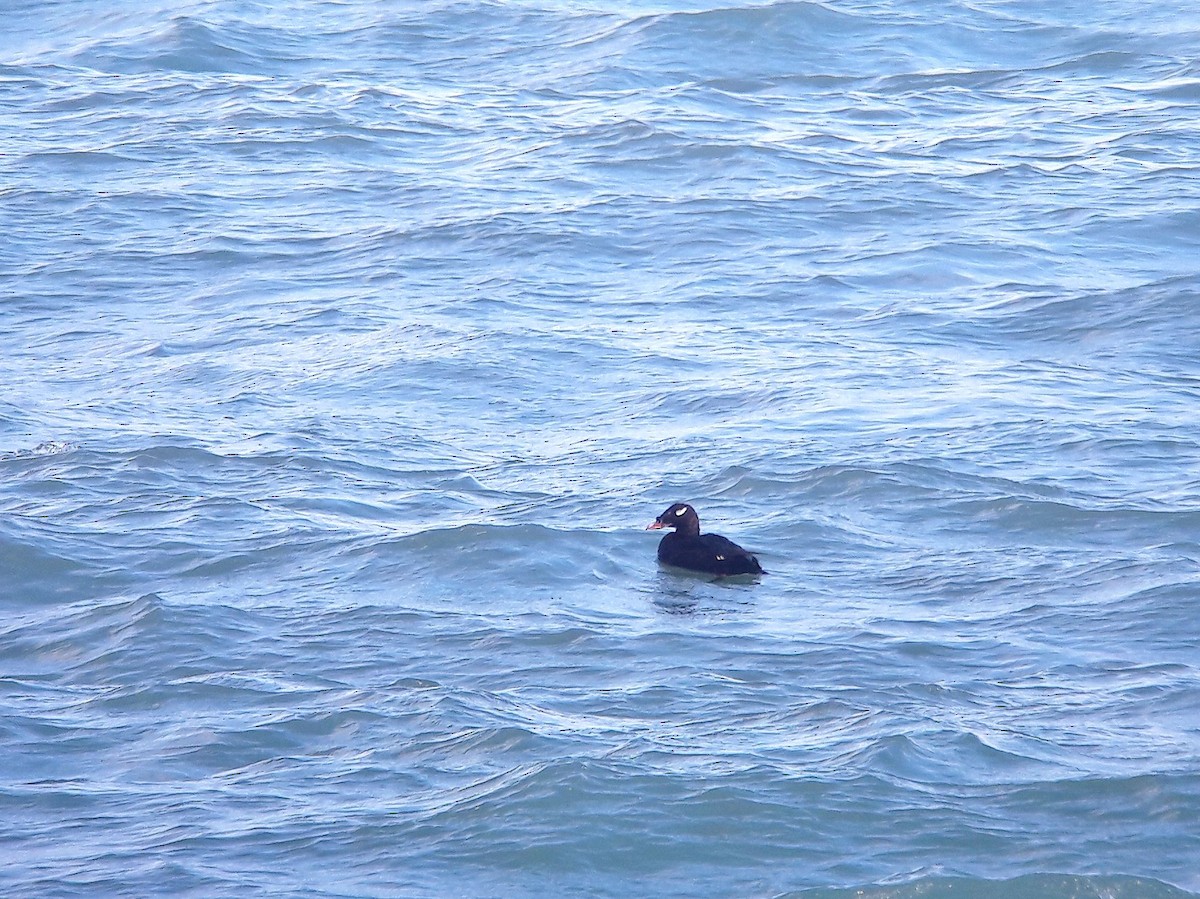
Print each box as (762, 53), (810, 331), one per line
(645, 520), (665, 530)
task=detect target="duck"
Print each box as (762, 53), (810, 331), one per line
(646, 502), (764, 576)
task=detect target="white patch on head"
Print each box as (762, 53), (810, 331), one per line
(674, 507), (686, 516)
(716, 554), (725, 561)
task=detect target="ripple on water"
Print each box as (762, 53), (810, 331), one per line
(2, 0), (1200, 896)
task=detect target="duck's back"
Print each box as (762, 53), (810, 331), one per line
(657, 531), (763, 576)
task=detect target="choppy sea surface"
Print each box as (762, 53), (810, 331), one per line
(3, 1), (1200, 896)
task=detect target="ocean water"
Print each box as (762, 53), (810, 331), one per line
(3, 0), (1199, 895)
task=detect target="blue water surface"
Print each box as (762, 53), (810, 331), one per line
(2, 1), (1199, 896)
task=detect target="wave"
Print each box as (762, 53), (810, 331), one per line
(796, 873), (1198, 899)
(973, 274), (1200, 346)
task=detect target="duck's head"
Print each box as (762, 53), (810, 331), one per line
(646, 502), (700, 535)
